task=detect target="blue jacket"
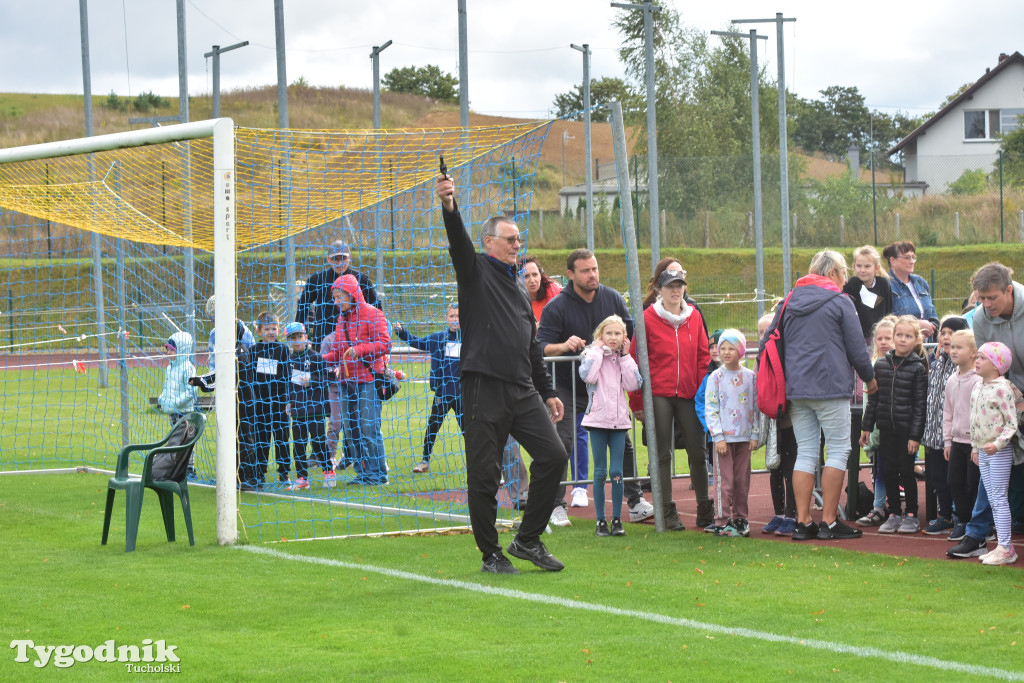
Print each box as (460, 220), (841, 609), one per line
(159, 331), (197, 415)
(286, 348), (330, 418)
(888, 271), (939, 336)
(397, 326), (461, 397)
(760, 274), (874, 401)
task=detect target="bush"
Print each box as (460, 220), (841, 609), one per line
(946, 168), (989, 195)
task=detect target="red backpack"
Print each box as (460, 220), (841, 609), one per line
(757, 294), (792, 419)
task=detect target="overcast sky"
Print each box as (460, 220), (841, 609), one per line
(1, 0), (1022, 120)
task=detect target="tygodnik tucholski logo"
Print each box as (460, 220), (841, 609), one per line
(10, 639), (180, 671)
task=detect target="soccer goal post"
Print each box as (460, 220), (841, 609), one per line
(0, 118), (239, 545)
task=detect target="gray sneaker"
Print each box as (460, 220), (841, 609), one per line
(878, 514), (902, 534)
(897, 515), (921, 534)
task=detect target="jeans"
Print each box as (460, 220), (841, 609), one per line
(589, 428), (626, 521)
(570, 412), (590, 492)
(341, 381), (388, 484)
(327, 382), (358, 468)
(651, 396), (708, 509)
(964, 478), (995, 541)
(789, 398), (852, 474)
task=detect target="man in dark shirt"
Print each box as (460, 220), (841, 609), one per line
(537, 249), (654, 526)
(296, 240), (380, 348)
(436, 173), (568, 575)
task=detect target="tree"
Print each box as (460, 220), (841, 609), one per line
(789, 86), (870, 158)
(382, 65), (458, 103)
(551, 77), (639, 122)
(997, 114), (1024, 189)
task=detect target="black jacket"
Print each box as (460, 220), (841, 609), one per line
(244, 341), (290, 414)
(286, 348), (330, 418)
(296, 266), (380, 346)
(537, 284), (632, 401)
(862, 350), (928, 440)
(443, 203), (555, 400)
(842, 275), (893, 340)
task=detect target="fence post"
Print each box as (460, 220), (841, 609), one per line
(839, 214), (845, 246)
(895, 213), (900, 238)
(954, 211), (960, 239)
(660, 209), (667, 245)
(704, 211), (710, 248)
(538, 208), (544, 240)
(7, 286), (13, 354)
(930, 268), (936, 303)
(1018, 209), (1023, 243)
(792, 212), (798, 247)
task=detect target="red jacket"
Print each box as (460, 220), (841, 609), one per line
(323, 274), (391, 383)
(629, 302), (710, 411)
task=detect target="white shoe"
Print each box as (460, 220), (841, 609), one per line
(628, 498), (655, 523)
(549, 506), (572, 527)
(570, 487), (589, 508)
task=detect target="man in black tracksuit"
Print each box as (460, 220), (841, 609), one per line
(437, 173), (569, 575)
(296, 240), (381, 348)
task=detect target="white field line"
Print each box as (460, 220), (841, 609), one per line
(240, 545), (1023, 681)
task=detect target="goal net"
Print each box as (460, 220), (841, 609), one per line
(0, 117), (553, 544)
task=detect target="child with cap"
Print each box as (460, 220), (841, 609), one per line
(704, 328), (758, 536)
(969, 341), (1023, 565)
(158, 331), (197, 426)
(283, 322), (334, 490)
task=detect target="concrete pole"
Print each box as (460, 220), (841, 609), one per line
(458, 0), (469, 128)
(176, 0), (197, 359)
(642, 2), (660, 268)
(571, 43), (594, 250)
(370, 40), (393, 129)
(204, 41), (249, 119)
(275, 0), (296, 321)
(80, 0), (109, 388)
(611, 100), (665, 530)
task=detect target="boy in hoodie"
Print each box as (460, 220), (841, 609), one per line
(159, 331), (197, 425)
(323, 274), (392, 486)
(393, 303), (462, 474)
(284, 322), (333, 491)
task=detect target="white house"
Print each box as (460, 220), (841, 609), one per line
(888, 52), (1024, 194)
(558, 160), (647, 216)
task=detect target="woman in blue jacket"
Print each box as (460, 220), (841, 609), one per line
(884, 241), (939, 341)
(394, 303), (462, 474)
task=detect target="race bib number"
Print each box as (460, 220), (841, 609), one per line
(256, 357), (279, 375)
(445, 341), (462, 358)
(291, 369), (311, 386)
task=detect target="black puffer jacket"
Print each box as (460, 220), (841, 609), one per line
(862, 350), (929, 440)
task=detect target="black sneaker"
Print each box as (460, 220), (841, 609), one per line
(595, 520), (610, 537)
(947, 535), (987, 558)
(792, 521), (819, 541)
(817, 519), (863, 540)
(507, 537), (565, 572)
(481, 552), (520, 574)
(610, 518), (625, 537)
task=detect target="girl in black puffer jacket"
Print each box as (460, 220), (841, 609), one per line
(860, 315), (929, 534)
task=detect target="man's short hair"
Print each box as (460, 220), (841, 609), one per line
(972, 262), (1013, 293)
(566, 248), (595, 272)
(480, 215), (516, 242)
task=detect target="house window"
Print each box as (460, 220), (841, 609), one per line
(964, 109), (1001, 140)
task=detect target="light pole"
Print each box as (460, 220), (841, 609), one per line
(204, 41), (249, 118)
(370, 40), (393, 129)
(713, 28), (768, 319)
(570, 43), (594, 250)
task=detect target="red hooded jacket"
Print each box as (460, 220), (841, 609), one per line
(322, 274), (391, 383)
(628, 301), (710, 411)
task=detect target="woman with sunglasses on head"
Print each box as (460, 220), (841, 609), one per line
(520, 255), (562, 323)
(883, 241), (939, 341)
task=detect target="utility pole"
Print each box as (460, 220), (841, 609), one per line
(458, 0), (469, 128)
(713, 28), (768, 319)
(175, 0), (197, 357)
(570, 43), (594, 251)
(370, 40), (393, 129)
(274, 0), (296, 322)
(734, 13), (796, 294)
(611, 1), (661, 269)
(204, 41), (249, 118)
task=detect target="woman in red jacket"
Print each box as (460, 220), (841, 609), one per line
(630, 269), (713, 530)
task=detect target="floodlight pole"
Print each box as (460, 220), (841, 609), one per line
(612, 1), (661, 269)
(734, 13), (796, 294)
(275, 0), (296, 323)
(175, 0), (198, 361)
(204, 41), (249, 119)
(713, 28), (767, 319)
(371, 40), (392, 288)
(79, 0), (110, 388)
(571, 43), (594, 250)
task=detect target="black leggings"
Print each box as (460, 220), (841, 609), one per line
(770, 425), (797, 518)
(879, 428), (917, 517)
(947, 441), (980, 523)
(423, 393), (463, 461)
(292, 415), (330, 479)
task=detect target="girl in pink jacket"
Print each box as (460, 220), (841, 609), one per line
(579, 315), (643, 537)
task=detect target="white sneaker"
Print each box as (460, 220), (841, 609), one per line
(878, 514), (902, 534)
(570, 487), (589, 508)
(549, 506), (572, 527)
(628, 498), (655, 522)
(981, 545), (1018, 566)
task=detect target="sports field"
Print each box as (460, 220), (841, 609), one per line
(2, 472), (1022, 681)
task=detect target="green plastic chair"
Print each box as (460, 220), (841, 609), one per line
(101, 412), (207, 552)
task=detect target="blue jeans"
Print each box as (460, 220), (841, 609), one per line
(964, 478), (994, 541)
(789, 398), (852, 474)
(589, 428), (626, 521)
(341, 381), (388, 484)
(571, 412), (589, 491)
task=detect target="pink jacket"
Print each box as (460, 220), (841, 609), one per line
(942, 368), (981, 448)
(579, 345), (642, 430)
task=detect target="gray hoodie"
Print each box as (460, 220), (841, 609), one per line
(971, 280), (1024, 394)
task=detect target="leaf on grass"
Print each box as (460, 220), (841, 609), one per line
(361, 577), (368, 581)
(695, 568), (703, 574)
(581, 648), (590, 654)
(813, 609), (825, 615)
(627, 581), (632, 587)
(696, 602), (706, 607)
(181, 604), (190, 609)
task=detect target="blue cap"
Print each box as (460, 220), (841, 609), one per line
(284, 322), (306, 338)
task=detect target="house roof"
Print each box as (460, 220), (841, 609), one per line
(887, 51), (1024, 156)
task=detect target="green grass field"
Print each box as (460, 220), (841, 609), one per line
(2, 472), (1022, 681)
